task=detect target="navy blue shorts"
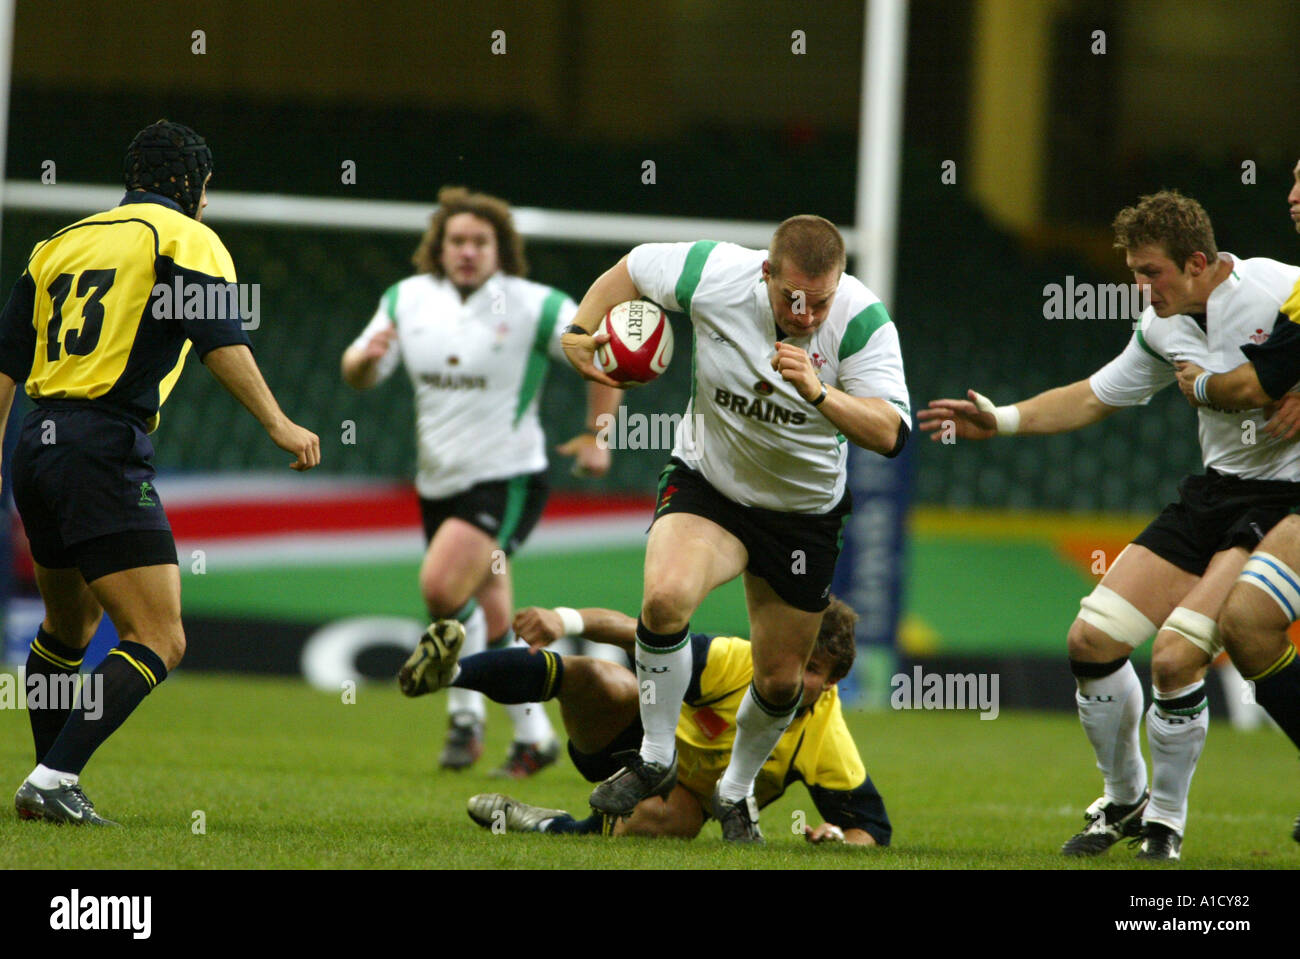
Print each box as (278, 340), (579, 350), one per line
(11, 407), (177, 579)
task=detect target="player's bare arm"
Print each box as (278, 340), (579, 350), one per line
(561, 255), (636, 388)
(770, 341), (902, 454)
(204, 344), (321, 470)
(554, 382), (620, 477)
(512, 604), (638, 652)
(340, 324), (397, 390)
(919, 379), (1118, 440)
(1174, 359), (1271, 411)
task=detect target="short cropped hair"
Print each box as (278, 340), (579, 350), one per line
(814, 596), (858, 684)
(412, 186), (528, 278)
(768, 214), (846, 278)
(1112, 190), (1218, 270)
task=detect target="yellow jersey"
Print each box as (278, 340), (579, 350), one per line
(0, 192), (252, 431)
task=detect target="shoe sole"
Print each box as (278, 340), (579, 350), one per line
(398, 623), (464, 697)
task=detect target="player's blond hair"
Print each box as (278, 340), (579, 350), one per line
(769, 215), (846, 278)
(815, 596), (858, 684)
(412, 186), (528, 278)
(1112, 190), (1218, 270)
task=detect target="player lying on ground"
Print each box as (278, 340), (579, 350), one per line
(0, 121), (320, 825)
(1167, 158), (1300, 843)
(560, 215), (910, 842)
(401, 597), (890, 844)
(919, 189), (1300, 861)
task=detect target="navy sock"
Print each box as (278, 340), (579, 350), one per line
(451, 648), (563, 704)
(1249, 647), (1300, 752)
(42, 641), (168, 776)
(541, 812), (605, 835)
(25, 628), (85, 764)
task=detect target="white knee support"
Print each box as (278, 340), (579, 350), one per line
(1077, 584), (1158, 648)
(1158, 606), (1222, 659)
(1238, 552), (1300, 623)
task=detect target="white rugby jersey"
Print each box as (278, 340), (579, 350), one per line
(350, 272), (575, 499)
(627, 241), (911, 512)
(1089, 254), (1300, 480)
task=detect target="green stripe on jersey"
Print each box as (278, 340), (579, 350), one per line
(514, 288), (568, 426)
(1134, 328), (1169, 365)
(674, 241), (718, 315)
(382, 283), (400, 322)
(839, 302), (891, 361)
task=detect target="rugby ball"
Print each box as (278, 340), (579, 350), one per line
(596, 299), (673, 385)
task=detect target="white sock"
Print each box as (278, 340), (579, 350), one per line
(28, 764), (76, 790)
(1145, 681), (1208, 835)
(717, 683), (799, 804)
(1075, 659), (1147, 804)
(636, 623), (692, 766)
(446, 605), (487, 722)
(482, 629), (557, 744)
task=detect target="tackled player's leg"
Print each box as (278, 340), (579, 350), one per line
(1062, 544), (1198, 856)
(466, 654), (646, 834)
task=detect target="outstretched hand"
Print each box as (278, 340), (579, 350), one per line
(917, 390), (997, 441)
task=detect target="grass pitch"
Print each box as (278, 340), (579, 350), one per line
(1, 671), (1297, 870)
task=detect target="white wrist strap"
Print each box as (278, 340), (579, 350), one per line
(970, 390), (1021, 435)
(554, 607), (585, 638)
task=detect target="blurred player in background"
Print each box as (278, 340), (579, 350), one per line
(921, 190), (1300, 860)
(1172, 159), (1300, 843)
(2, 120), (321, 825)
(342, 186), (618, 777)
(561, 216), (910, 841)
(402, 595), (889, 845)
